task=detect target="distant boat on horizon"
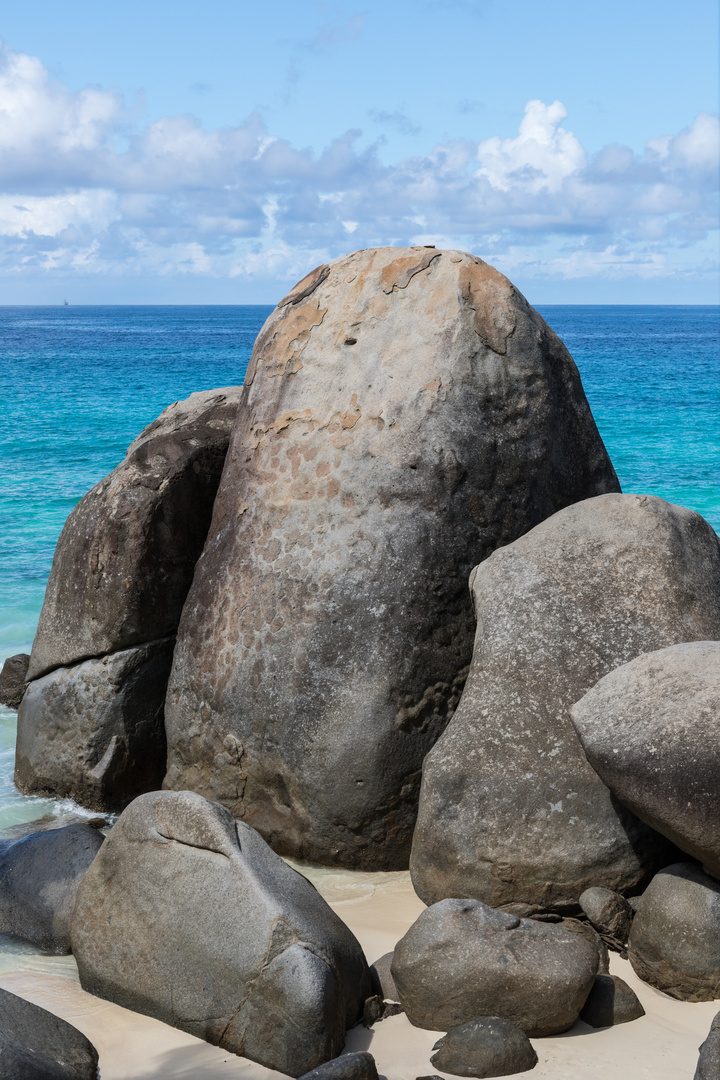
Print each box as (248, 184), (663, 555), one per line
(63, 299), (68, 306)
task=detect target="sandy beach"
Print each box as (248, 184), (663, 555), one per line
(0, 864), (713, 1079)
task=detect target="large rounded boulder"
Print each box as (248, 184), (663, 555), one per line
(571, 641), (720, 876)
(411, 494), (720, 908)
(70, 790), (370, 1077)
(164, 247), (618, 869)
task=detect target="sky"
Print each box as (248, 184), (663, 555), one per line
(0, 0), (717, 304)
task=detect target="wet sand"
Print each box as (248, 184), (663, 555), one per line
(0, 866), (714, 1079)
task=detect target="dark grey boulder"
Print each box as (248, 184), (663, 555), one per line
(28, 388), (242, 680)
(579, 974), (645, 1028)
(0, 823), (104, 953)
(0, 986), (98, 1079)
(557, 917), (609, 973)
(164, 248), (619, 871)
(695, 1012), (720, 1080)
(579, 887), (634, 945)
(571, 641), (720, 878)
(391, 897), (597, 1036)
(298, 1051), (378, 1080)
(16, 638), (174, 812)
(628, 863), (720, 1001)
(0, 653), (29, 709)
(71, 790), (370, 1077)
(430, 1017), (538, 1078)
(370, 951), (399, 1001)
(411, 493), (719, 909)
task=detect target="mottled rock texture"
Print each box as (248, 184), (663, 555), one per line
(0, 823), (103, 953)
(572, 641), (720, 877)
(0, 986), (99, 1080)
(0, 653), (29, 709)
(431, 1017), (538, 1078)
(16, 637), (174, 811)
(695, 1012), (720, 1080)
(579, 974), (644, 1028)
(28, 387), (242, 679)
(164, 247), (618, 869)
(298, 1051), (379, 1080)
(391, 898), (597, 1036)
(71, 790), (370, 1077)
(579, 887), (634, 945)
(628, 863), (720, 1001)
(370, 951), (399, 1001)
(411, 494), (720, 908)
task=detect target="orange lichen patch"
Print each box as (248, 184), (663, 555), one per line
(316, 461), (331, 477)
(339, 394), (362, 429)
(256, 304), (328, 378)
(381, 250), (442, 293)
(420, 377), (442, 393)
(459, 260), (517, 355)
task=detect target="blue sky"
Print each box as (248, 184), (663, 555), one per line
(0, 0), (717, 303)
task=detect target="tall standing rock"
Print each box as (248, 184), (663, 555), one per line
(411, 494), (720, 908)
(18, 388), (242, 810)
(164, 247), (619, 869)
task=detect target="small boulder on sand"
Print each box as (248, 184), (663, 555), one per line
(579, 974), (645, 1028)
(430, 1017), (538, 1077)
(628, 863), (720, 1001)
(391, 898), (597, 1036)
(695, 1011), (720, 1080)
(71, 790), (370, 1077)
(0, 985), (99, 1079)
(298, 1051), (379, 1080)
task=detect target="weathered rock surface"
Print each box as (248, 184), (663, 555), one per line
(298, 1051), (379, 1080)
(695, 1012), (720, 1080)
(0, 986), (99, 1079)
(430, 1017), (538, 1078)
(0, 653), (29, 709)
(557, 918), (609, 973)
(628, 863), (720, 1001)
(164, 247), (619, 870)
(370, 951), (399, 1001)
(391, 898), (597, 1036)
(16, 638), (174, 811)
(579, 887), (634, 944)
(411, 493), (720, 907)
(579, 974), (645, 1028)
(0, 823), (103, 952)
(71, 790), (370, 1076)
(28, 387), (242, 680)
(572, 641), (720, 877)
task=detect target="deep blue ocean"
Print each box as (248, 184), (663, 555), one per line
(0, 303), (718, 827)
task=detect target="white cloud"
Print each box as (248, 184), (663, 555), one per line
(0, 40), (716, 290)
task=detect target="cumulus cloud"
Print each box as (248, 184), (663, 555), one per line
(0, 40), (717, 288)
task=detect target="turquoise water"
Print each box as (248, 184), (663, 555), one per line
(0, 303), (718, 829)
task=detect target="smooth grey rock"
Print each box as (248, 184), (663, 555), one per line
(391, 897), (598, 1036)
(71, 790), (370, 1076)
(572, 641), (720, 878)
(411, 493), (719, 908)
(579, 974), (645, 1028)
(0, 653), (29, 709)
(28, 387), (242, 680)
(298, 1051), (378, 1080)
(164, 247), (619, 871)
(0, 823), (103, 953)
(695, 1011), (720, 1080)
(557, 918), (610, 973)
(0, 986), (99, 1079)
(431, 1017), (538, 1078)
(627, 895), (642, 913)
(579, 887), (634, 944)
(370, 951), (399, 1001)
(16, 638), (174, 812)
(628, 863), (720, 1001)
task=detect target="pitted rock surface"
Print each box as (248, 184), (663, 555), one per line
(70, 790), (370, 1077)
(164, 247), (618, 869)
(28, 387), (242, 680)
(0, 986), (99, 1080)
(571, 641), (720, 877)
(411, 493), (719, 908)
(16, 638), (174, 811)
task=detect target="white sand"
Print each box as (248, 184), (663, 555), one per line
(0, 866), (714, 1079)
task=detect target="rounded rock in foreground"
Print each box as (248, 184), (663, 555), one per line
(392, 898), (598, 1036)
(0, 986), (98, 1079)
(571, 641), (720, 878)
(298, 1050), (379, 1080)
(695, 1011), (720, 1080)
(628, 863), (720, 1001)
(579, 974), (645, 1028)
(0, 653), (29, 710)
(431, 1017), (538, 1078)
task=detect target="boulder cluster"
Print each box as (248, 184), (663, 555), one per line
(2, 247), (719, 1078)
